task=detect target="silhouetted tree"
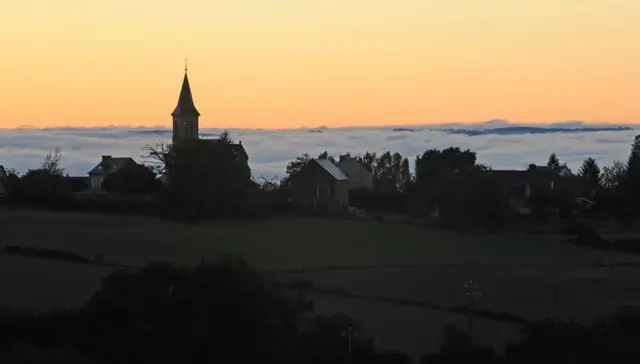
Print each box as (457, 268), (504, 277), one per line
(141, 141), (172, 175)
(218, 130), (234, 143)
(355, 152), (378, 173)
(577, 157), (601, 189)
(601, 161), (627, 189)
(41, 147), (64, 176)
(12, 150), (71, 207)
(438, 166), (508, 227)
(102, 163), (160, 194)
(414, 147), (478, 203)
(78, 257), (307, 364)
(165, 140), (252, 221)
(547, 153), (561, 171)
(624, 135), (640, 205)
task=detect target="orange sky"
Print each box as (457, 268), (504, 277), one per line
(1, 0), (639, 129)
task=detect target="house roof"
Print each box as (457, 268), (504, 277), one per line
(171, 72), (200, 117)
(88, 157), (136, 175)
(201, 139), (249, 160)
(314, 159), (349, 181)
(336, 157), (372, 176)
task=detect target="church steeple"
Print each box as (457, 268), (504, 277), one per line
(171, 71), (200, 117)
(172, 63), (200, 144)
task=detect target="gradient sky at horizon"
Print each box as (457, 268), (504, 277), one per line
(1, 0), (639, 129)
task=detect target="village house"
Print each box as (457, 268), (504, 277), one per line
(87, 156), (139, 191)
(336, 156), (373, 190)
(289, 159), (350, 211)
(490, 165), (581, 214)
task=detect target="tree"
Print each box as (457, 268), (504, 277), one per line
(285, 153), (312, 178)
(41, 147), (64, 175)
(577, 157), (601, 190)
(414, 147), (478, 201)
(438, 166), (508, 227)
(19, 169), (71, 206)
(102, 163), (160, 194)
(546, 153), (563, 170)
(317, 151), (336, 163)
(12, 149), (71, 206)
(400, 158), (411, 189)
(141, 141), (172, 175)
(218, 130), (234, 144)
(164, 140), (252, 221)
(255, 175), (282, 191)
(601, 161), (627, 189)
(624, 134), (640, 204)
(77, 258), (307, 364)
(355, 152), (378, 173)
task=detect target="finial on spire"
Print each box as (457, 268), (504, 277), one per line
(184, 57), (188, 72)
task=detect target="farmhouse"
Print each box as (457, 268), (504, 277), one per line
(289, 159), (350, 211)
(490, 165), (582, 213)
(336, 156), (373, 191)
(88, 156), (139, 190)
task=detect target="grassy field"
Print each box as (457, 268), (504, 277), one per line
(2, 210), (640, 270)
(3, 209), (640, 361)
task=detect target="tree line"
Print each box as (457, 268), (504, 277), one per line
(4, 133), (640, 225)
(277, 134), (640, 226)
(2, 132), (262, 222)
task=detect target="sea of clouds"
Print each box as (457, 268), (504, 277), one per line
(0, 120), (637, 178)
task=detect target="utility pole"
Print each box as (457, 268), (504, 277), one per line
(464, 280), (483, 338)
(341, 325), (359, 364)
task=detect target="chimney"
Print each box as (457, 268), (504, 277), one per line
(102, 155), (112, 171)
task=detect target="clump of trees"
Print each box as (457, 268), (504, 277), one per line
(102, 163), (160, 195)
(143, 131), (263, 221)
(4, 147), (72, 207)
(0, 258), (410, 364)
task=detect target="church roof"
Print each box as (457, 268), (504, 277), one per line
(171, 72), (200, 117)
(201, 139), (249, 161)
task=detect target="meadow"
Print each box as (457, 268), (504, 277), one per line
(2, 210), (639, 270)
(2, 209), (640, 360)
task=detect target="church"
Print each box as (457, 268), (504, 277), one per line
(85, 66), (250, 192)
(171, 66), (248, 164)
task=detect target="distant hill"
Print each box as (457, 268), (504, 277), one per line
(437, 126), (632, 136)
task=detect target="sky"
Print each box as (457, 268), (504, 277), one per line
(0, 124), (636, 178)
(1, 0), (639, 129)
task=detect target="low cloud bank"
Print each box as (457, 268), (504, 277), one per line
(0, 123), (637, 178)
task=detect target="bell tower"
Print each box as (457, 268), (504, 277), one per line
(171, 61), (200, 145)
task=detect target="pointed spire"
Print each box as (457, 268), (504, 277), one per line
(171, 65), (200, 117)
